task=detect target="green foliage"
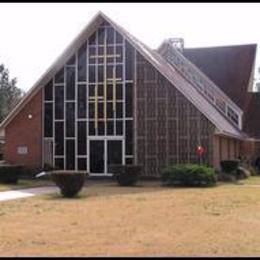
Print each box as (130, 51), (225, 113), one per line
(50, 171), (87, 198)
(220, 160), (239, 174)
(0, 165), (24, 184)
(161, 164), (217, 187)
(109, 165), (142, 186)
(0, 64), (24, 123)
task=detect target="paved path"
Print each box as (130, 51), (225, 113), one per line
(0, 186), (58, 202)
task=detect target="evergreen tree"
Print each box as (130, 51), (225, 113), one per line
(0, 64), (24, 123)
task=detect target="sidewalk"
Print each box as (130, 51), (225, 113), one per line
(0, 186), (58, 202)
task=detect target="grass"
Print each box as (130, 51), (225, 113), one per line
(0, 179), (53, 192)
(238, 176), (260, 185)
(1, 177), (260, 256)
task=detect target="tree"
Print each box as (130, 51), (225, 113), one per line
(0, 64), (24, 123)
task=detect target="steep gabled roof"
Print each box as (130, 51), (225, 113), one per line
(0, 12), (245, 139)
(182, 44), (257, 109)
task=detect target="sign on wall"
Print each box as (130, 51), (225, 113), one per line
(17, 146), (28, 155)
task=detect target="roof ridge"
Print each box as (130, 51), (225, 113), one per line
(0, 11), (245, 139)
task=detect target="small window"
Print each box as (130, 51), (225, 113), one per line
(88, 103), (95, 119)
(98, 121), (105, 135)
(78, 43), (87, 82)
(106, 27), (114, 44)
(98, 27), (105, 45)
(55, 121), (64, 155)
(125, 41), (134, 80)
(89, 47), (96, 64)
(125, 158), (133, 165)
(116, 83), (123, 100)
(78, 84), (87, 118)
(44, 81), (53, 101)
(116, 65), (122, 78)
(55, 86), (64, 119)
(116, 102), (123, 118)
(115, 31), (123, 44)
(116, 46), (123, 63)
(88, 121), (96, 135)
(66, 102), (75, 137)
(89, 31), (97, 45)
(66, 67), (75, 100)
(98, 103), (104, 118)
(125, 120), (133, 155)
(98, 65), (104, 82)
(107, 84), (113, 100)
(125, 83), (133, 117)
(67, 55), (75, 66)
(78, 122), (87, 155)
(78, 158), (87, 171)
(107, 120), (114, 135)
(88, 66), (96, 83)
(44, 103), (53, 138)
(116, 120), (123, 135)
(55, 158), (64, 170)
(55, 67), (64, 84)
(66, 140), (75, 170)
(107, 103), (114, 119)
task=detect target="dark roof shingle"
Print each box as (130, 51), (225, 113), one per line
(182, 44), (257, 109)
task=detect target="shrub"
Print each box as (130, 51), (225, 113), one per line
(0, 165), (24, 184)
(109, 165), (142, 186)
(50, 171), (87, 198)
(161, 164), (216, 187)
(220, 160), (239, 174)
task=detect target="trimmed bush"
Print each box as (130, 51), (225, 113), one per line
(161, 164), (216, 187)
(0, 165), (24, 184)
(109, 165), (142, 186)
(220, 160), (239, 174)
(50, 171), (87, 198)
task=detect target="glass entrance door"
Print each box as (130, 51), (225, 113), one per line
(89, 140), (105, 174)
(107, 140), (123, 171)
(89, 139), (123, 175)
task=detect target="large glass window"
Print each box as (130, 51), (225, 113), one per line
(44, 23), (134, 170)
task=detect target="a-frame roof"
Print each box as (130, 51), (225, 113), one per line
(0, 11), (246, 139)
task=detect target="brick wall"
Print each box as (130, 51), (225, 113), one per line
(4, 89), (43, 168)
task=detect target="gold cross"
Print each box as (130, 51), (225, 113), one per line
(107, 67), (122, 111)
(94, 84), (98, 129)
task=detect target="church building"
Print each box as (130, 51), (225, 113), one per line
(0, 12), (259, 177)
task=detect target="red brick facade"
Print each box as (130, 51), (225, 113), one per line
(4, 90), (42, 168)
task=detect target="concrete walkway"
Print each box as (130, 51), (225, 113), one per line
(0, 186), (58, 202)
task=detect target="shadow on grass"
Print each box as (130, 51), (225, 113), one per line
(44, 180), (220, 201)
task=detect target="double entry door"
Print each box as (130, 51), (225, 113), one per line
(89, 139), (123, 175)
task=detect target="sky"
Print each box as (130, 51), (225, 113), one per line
(1, 3), (260, 92)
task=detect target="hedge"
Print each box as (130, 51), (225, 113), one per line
(161, 164), (216, 187)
